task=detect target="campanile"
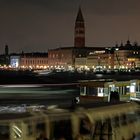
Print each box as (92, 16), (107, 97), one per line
(74, 7), (85, 47)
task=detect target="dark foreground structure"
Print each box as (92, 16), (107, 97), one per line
(0, 102), (139, 140)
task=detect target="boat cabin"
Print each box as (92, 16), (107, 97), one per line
(78, 79), (113, 103)
(106, 79), (140, 101)
(78, 79), (140, 103)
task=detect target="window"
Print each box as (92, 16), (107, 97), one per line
(120, 114), (127, 125)
(80, 117), (91, 135)
(27, 124), (33, 136)
(53, 120), (72, 140)
(0, 125), (9, 139)
(112, 116), (120, 128)
(36, 122), (47, 140)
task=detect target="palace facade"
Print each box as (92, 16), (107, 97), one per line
(10, 53), (48, 69)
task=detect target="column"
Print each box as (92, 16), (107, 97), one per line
(71, 113), (80, 139)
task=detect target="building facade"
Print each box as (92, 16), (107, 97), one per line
(48, 47), (74, 69)
(10, 53), (48, 69)
(75, 49), (114, 70)
(86, 50), (114, 70)
(114, 40), (140, 69)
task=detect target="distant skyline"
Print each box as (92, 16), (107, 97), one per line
(0, 0), (140, 53)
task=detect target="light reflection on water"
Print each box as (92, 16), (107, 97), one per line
(0, 84), (79, 95)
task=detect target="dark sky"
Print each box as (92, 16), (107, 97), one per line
(0, 0), (140, 53)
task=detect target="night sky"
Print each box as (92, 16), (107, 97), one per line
(0, 0), (140, 53)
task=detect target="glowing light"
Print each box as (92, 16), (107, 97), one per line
(98, 88), (104, 97)
(29, 66), (32, 69)
(44, 66), (47, 69)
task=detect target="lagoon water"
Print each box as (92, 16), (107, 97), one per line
(0, 70), (140, 105)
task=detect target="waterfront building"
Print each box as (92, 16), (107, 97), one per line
(10, 53), (48, 69)
(114, 40), (140, 69)
(78, 40), (140, 71)
(48, 47), (74, 69)
(86, 49), (114, 70)
(84, 41), (140, 71)
(74, 49), (114, 71)
(75, 57), (87, 70)
(10, 55), (21, 68)
(48, 47), (104, 69)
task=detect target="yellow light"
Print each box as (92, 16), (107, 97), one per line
(122, 66), (125, 69)
(29, 66), (32, 69)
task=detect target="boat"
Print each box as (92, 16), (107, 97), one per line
(77, 79), (140, 103)
(0, 102), (139, 140)
(33, 69), (52, 75)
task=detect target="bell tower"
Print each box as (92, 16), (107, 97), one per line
(74, 7), (85, 47)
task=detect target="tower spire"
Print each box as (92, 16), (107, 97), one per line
(74, 6), (85, 47)
(76, 6), (84, 22)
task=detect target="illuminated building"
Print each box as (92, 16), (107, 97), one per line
(48, 47), (105, 69)
(10, 53), (48, 69)
(48, 47), (74, 69)
(10, 55), (20, 68)
(86, 49), (114, 70)
(75, 57), (87, 69)
(75, 49), (114, 70)
(114, 40), (140, 69)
